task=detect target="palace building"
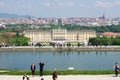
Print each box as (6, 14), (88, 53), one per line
(23, 29), (96, 45)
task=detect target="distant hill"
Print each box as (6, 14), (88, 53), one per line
(0, 13), (34, 18)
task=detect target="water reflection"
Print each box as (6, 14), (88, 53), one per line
(95, 51), (108, 56)
(54, 51), (108, 56)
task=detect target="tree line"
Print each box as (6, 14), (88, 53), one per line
(0, 32), (29, 46)
(0, 24), (120, 33)
(89, 37), (120, 46)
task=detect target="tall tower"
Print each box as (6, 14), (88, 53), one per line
(99, 12), (106, 20)
(58, 18), (62, 30)
(102, 12), (105, 20)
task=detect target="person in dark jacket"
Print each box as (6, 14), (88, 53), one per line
(39, 61), (45, 76)
(31, 63), (36, 76)
(114, 62), (119, 77)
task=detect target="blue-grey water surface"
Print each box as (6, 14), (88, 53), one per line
(0, 51), (120, 70)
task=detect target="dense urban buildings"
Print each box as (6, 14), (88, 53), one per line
(0, 17), (120, 27)
(24, 29), (96, 45)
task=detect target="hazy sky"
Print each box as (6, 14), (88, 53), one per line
(0, 0), (119, 18)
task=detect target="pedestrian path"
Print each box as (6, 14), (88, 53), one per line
(0, 75), (120, 80)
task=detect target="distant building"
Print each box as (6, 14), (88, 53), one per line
(5, 32), (23, 37)
(100, 32), (120, 38)
(0, 24), (6, 29)
(23, 29), (96, 45)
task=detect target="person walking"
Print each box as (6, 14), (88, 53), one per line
(114, 62), (119, 77)
(39, 61), (45, 76)
(22, 74), (26, 80)
(41, 78), (44, 80)
(52, 69), (57, 80)
(31, 63), (36, 77)
(22, 74), (29, 80)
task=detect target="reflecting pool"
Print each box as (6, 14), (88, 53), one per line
(0, 51), (119, 70)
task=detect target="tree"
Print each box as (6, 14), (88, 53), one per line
(89, 38), (97, 45)
(11, 37), (30, 46)
(112, 37), (120, 45)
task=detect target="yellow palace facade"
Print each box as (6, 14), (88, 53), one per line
(23, 29), (96, 45)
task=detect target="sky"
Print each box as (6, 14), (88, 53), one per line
(0, 0), (119, 18)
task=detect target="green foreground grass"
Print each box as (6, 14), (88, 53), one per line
(0, 70), (116, 75)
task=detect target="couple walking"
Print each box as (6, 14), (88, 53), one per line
(31, 61), (45, 76)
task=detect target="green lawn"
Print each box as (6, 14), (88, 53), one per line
(0, 70), (116, 75)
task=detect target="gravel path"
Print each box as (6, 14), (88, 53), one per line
(0, 75), (120, 80)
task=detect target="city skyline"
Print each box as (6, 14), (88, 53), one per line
(0, 0), (119, 18)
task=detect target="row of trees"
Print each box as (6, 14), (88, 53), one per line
(62, 24), (120, 32)
(0, 32), (29, 46)
(1, 24), (120, 33)
(89, 37), (120, 46)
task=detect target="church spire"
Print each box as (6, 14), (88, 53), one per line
(102, 12), (105, 20)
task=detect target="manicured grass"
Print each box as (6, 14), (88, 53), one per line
(0, 68), (8, 70)
(0, 70), (116, 75)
